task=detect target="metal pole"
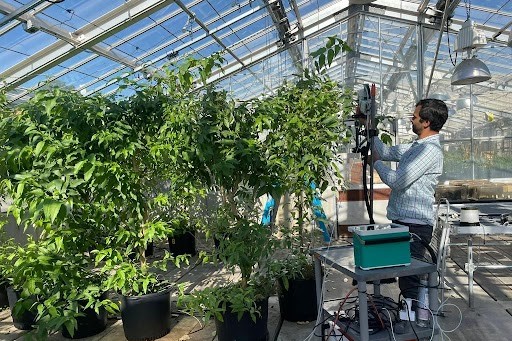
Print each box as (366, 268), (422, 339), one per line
(424, 0), (451, 97)
(470, 84), (475, 179)
(314, 255), (323, 340)
(417, 24), (424, 101)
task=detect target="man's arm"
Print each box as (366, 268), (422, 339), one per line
(374, 143), (442, 190)
(372, 136), (411, 162)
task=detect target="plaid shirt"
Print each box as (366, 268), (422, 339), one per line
(373, 135), (443, 226)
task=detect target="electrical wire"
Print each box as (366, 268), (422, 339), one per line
(446, 15), (458, 67)
(326, 287), (358, 338)
(435, 298), (463, 334)
(175, 310), (206, 334)
(382, 308), (398, 341)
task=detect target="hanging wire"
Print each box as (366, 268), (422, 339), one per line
(446, 16), (457, 67)
(463, 0), (471, 20)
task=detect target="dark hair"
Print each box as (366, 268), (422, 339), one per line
(415, 98), (449, 132)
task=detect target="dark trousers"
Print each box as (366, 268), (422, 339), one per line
(393, 221), (433, 301)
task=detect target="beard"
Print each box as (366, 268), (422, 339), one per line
(412, 123), (421, 135)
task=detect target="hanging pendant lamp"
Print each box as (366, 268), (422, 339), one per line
(451, 56), (491, 85)
(451, 19), (491, 86)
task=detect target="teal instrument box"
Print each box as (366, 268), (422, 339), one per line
(348, 224), (411, 270)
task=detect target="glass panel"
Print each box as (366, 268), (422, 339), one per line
(39, 0), (127, 30)
(441, 139), (512, 181)
(75, 55), (120, 78)
(0, 27), (58, 73)
(114, 24), (175, 58)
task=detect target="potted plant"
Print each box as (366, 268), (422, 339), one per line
(0, 226), (10, 309)
(179, 209), (276, 340)
(257, 37), (354, 322)
(162, 182), (204, 257)
(0, 87), (129, 338)
(0, 58), (206, 339)
(171, 55), (280, 339)
(2, 237), (115, 338)
(0, 236), (37, 331)
(85, 67), (206, 340)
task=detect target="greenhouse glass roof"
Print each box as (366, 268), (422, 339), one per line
(1, 0), (512, 139)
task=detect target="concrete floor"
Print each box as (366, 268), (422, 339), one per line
(3, 237), (512, 341)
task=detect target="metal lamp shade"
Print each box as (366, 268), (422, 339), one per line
(451, 57), (491, 85)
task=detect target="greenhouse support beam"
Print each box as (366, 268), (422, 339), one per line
(262, 0), (303, 71)
(0, 0), (46, 28)
(9, 0), (258, 101)
(0, 0), (173, 90)
(85, 4), (271, 97)
(173, 0), (274, 94)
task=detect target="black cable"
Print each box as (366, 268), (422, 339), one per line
(410, 233), (438, 265)
(408, 317), (421, 341)
(446, 14), (458, 67)
(361, 146), (373, 223)
(46, 0), (65, 3)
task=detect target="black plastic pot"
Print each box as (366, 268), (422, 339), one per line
(145, 241), (154, 257)
(215, 298), (269, 341)
(0, 279), (8, 308)
(7, 287), (36, 330)
(168, 231), (196, 256)
(278, 277), (317, 322)
(120, 286), (172, 341)
(62, 292), (108, 339)
(128, 242), (154, 260)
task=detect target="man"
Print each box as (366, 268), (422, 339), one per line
(372, 98), (449, 302)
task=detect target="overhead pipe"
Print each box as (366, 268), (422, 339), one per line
(425, 0), (451, 97)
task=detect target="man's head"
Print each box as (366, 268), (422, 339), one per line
(414, 98), (449, 132)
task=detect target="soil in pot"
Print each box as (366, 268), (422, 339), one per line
(120, 286), (172, 341)
(278, 277), (317, 322)
(7, 287), (36, 330)
(215, 297), (269, 341)
(168, 231), (196, 256)
(61, 292), (108, 339)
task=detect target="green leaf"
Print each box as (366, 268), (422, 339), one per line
(327, 49), (335, 67)
(73, 160), (87, 174)
(84, 164), (95, 182)
(318, 54), (325, 70)
(16, 183), (25, 198)
(43, 199), (62, 224)
(44, 97), (57, 115)
(310, 47), (326, 58)
(34, 141), (45, 157)
(326, 37), (335, 49)
(55, 236), (64, 252)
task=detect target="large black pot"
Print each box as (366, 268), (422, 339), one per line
(0, 279), (8, 308)
(7, 287), (36, 330)
(128, 242), (154, 260)
(278, 277), (318, 322)
(145, 241), (154, 257)
(215, 298), (269, 341)
(168, 231), (196, 256)
(120, 286), (172, 341)
(62, 292), (108, 339)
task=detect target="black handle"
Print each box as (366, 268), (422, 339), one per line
(355, 233), (410, 245)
